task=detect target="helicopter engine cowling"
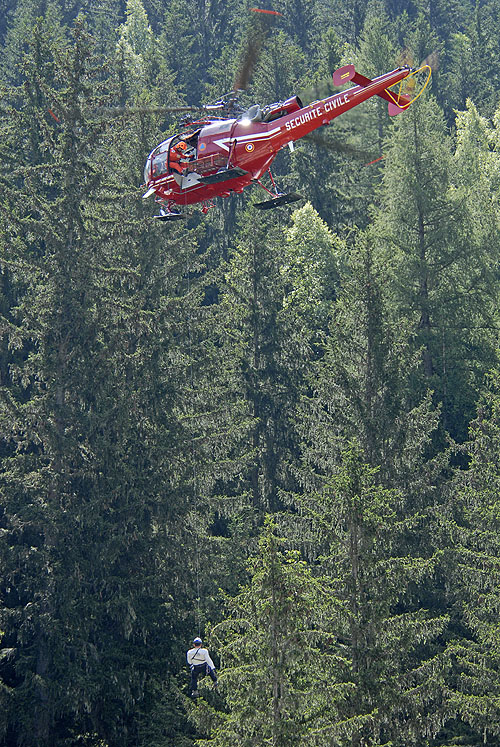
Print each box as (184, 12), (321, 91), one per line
(282, 96), (303, 112)
(261, 95), (303, 123)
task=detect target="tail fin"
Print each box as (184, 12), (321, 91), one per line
(388, 98), (411, 116)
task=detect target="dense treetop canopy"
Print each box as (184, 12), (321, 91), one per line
(2, 0), (500, 745)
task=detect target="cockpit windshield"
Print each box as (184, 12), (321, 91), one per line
(144, 138), (173, 183)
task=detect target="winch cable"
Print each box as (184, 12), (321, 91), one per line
(186, 254), (202, 638)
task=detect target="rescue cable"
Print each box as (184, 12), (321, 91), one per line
(186, 254), (202, 637)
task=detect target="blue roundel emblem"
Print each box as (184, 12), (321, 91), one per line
(199, 142), (207, 151)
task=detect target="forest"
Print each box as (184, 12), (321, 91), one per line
(2, 0), (500, 744)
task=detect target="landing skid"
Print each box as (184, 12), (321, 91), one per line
(199, 167), (248, 185)
(254, 192), (303, 210)
(155, 212), (186, 221)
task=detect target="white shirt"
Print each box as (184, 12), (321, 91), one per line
(187, 646), (215, 669)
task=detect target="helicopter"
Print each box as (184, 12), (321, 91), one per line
(142, 61), (430, 221)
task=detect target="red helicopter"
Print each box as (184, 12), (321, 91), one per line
(142, 62), (430, 221)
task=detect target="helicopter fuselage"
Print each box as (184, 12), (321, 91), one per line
(143, 65), (413, 211)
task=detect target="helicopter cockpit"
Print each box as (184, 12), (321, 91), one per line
(144, 131), (200, 183)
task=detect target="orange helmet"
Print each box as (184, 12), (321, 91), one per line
(171, 141), (188, 160)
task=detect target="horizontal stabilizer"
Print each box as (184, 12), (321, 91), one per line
(332, 64), (355, 87)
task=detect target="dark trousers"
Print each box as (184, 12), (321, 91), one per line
(189, 663), (217, 693)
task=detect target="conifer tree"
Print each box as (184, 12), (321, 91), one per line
(300, 442), (449, 746)
(250, 30), (309, 113)
(295, 229), (450, 743)
(0, 20), (200, 745)
(215, 204), (338, 514)
(414, 0), (468, 47)
(441, 31), (474, 114)
(315, 0), (368, 43)
(115, 0), (156, 97)
(0, 0), (64, 84)
(435, 370), (500, 745)
(355, 2), (396, 149)
(463, 0), (500, 116)
(375, 95), (496, 442)
(160, 0), (241, 106)
(300, 227), (440, 491)
(195, 517), (351, 747)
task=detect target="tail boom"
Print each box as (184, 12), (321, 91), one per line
(275, 66), (412, 150)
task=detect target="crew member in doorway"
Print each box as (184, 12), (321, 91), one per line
(169, 140), (196, 174)
(187, 637), (218, 697)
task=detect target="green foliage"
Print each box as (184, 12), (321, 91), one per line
(0, 0), (64, 84)
(0, 18), (205, 745)
(115, 0), (155, 96)
(214, 203), (338, 513)
(375, 94), (497, 442)
(198, 517), (351, 747)
(300, 442), (450, 746)
(299, 226), (441, 494)
(436, 370), (500, 744)
(1, 2), (500, 745)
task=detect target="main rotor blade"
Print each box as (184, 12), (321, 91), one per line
(298, 78), (336, 106)
(303, 131), (374, 161)
(250, 8), (283, 15)
(95, 105), (203, 117)
(233, 9), (282, 91)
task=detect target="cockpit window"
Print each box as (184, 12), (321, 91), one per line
(144, 139), (172, 183)
(152, 143), (170, 179)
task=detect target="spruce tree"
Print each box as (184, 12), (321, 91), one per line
(435, 370), (500, 746)
(296, 229), (450, 744)
(299, 227), (440, 491)
(194, 517), (352, 747)
(0, 19), (201, 745)
(215, 203), (338, 514)
(300, 442), (449, 746)
(375, 95), (496, 442)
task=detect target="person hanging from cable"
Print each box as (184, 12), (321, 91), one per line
(187, 636), (218, 697)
